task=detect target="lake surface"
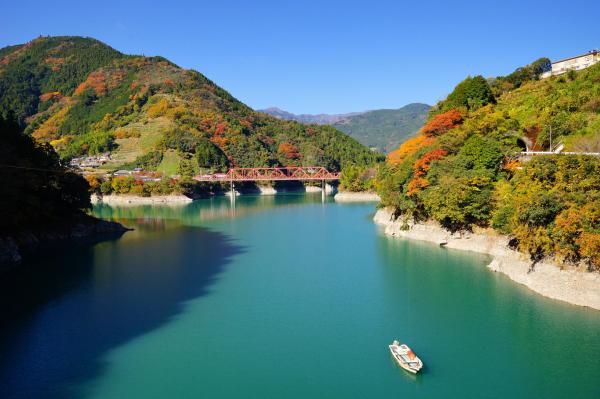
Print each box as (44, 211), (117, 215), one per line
(1, 194), (599, 398)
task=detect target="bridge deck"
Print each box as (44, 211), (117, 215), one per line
(194, 167), (340, 182)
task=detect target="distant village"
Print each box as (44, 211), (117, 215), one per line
(69, 153), (169, 182)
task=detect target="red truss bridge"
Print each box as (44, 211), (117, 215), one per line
(194, 167), (340, 182)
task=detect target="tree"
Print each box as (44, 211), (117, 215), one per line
(195, 138), (228, 171)
(420, 109), (463, 136)
(0, 114), (91, 232)
(439, 75), (495, 112)
(278, 142), (300, 160)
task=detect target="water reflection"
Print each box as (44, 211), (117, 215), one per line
(94, 192), (331, 228)
(0, 225), (244, 399)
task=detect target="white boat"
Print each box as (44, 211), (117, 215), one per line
(389, 340), (423, 374)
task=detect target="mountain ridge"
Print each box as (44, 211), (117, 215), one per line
(0, 36), (382, 175)
(260, 103), (430, 152)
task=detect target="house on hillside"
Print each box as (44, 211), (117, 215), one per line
(541, 50), (600, 78)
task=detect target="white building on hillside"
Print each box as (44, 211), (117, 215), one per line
(541, 50), (600, 78)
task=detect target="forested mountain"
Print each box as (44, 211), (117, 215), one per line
(375, 59), (600, 269)
(261, 103), (430, 153)
(332, 104), (430, 152)
(0, 36), (381, 176)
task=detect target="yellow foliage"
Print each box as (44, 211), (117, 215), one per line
(147, 98), (170, 118)
(166, 105), (187, 120)
(32, 106), (70, 141)
(49, 135), (73, 150)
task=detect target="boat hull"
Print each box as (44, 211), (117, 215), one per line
(389, 343), (423, 374)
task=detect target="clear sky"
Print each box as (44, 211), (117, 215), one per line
(1, 0), (599, 114)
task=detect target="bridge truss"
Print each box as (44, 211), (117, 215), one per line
(194, 167), (340, 182)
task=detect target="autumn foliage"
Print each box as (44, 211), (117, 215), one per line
(406, 148), (447, 196)
(420, 109), (463, 136)
(387, 135), (435, 166)
(413, 149), (448, 177)
(278, 142), (300, 159)
(39, 91), (62, 102)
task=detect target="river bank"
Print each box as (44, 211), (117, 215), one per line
(374, 207), (600, 310)
(334, 191), (381, 202)
(91, 193), (194, 205)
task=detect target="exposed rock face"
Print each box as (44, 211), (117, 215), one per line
(334, 192), (381, 202)
(92, 194), (193, 205)
(374, 207), (600, 310)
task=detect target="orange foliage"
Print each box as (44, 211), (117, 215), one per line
(74, 68), (127, 96)
(420, 109), (463, 136)
(407, 176), (429, 196)
(278, 142), (300, 159)
(75, 71), (107, 95)
(387, 135), (435, 165)
(577, 232), (600, 266)
(39, 91), (62, 102)
(503, 159), (522, 172)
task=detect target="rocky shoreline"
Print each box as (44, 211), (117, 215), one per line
(334, 191), (381, 202)
(374, 208), (600, 310)
(92, 193), (194, 205)
(0, 214), (130, 270)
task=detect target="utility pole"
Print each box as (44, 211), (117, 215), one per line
(549, 124), (553, 152)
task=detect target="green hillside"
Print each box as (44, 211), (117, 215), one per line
(332, 103), (430, 152)
(377, 60), (600, 269)
(0, 36), (381, 175)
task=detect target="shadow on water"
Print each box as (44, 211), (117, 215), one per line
(0, 223), (245, 399)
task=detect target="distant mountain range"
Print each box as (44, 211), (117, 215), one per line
(259, 107), (364, 125)
(260, 103), (431, 153)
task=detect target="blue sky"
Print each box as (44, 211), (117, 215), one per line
(1, 0), (599, 114)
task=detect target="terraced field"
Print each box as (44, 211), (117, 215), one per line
(101, 118), (173, 170)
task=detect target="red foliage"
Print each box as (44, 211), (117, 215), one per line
(406, 148), (448, 196)
(278, 142), (301, 160)
(413, 148), (447, 176)
(215, 122), (228, 135)
(420, 109), (463, 136)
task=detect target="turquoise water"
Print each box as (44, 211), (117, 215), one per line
(1, 194), (599, 398)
